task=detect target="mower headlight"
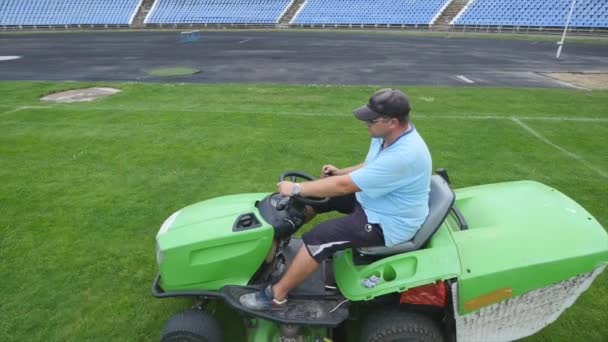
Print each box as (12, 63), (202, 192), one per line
(157, 210), (181, 238)
(156, 210), (180, 266)
(156, 240), (164, 265)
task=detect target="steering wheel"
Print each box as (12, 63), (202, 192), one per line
(278, 171), (330, 206)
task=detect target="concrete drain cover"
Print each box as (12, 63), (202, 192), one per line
(41, 87), (121, 103)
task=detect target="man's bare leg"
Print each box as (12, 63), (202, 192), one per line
(304, 205), (317, 223)
(271, 245), (320, 301)
(269, 206), (318, 301)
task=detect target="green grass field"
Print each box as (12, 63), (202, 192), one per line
(1, 81), (607, 341)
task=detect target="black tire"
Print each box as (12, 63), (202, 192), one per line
(160, 310), (223, 342)
(360, 309), (444, 342)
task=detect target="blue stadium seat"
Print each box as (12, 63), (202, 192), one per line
(454, 0), (608, 28)
(145, 0), (292, 24)
(2, 0), (606, 28)
(0, 0), (141, 26)
(292, 0), (451, 25)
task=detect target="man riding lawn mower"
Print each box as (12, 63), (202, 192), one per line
(152, 89), (608, 341)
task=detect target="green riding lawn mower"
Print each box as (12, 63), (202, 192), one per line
(152, 170), (608, 341)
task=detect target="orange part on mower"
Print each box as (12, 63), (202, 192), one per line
(400, 281), (448, 307)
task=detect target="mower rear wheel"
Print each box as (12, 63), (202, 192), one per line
(160, 309), (222, 342)
(360, 309), (444, 342)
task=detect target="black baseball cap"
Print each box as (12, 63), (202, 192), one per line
(353, 88), (411, 121)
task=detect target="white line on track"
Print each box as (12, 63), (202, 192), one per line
(539, 73), (590, 90)
(456, 75), (475, 84)
(511, 118), (608, 178)
(0, 55), (21, 61)
(551, 79), (589, 90)
(238, 38), (252, 44)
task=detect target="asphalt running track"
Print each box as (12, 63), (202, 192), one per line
(1, 31), (607, 87)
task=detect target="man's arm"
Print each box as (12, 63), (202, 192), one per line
(277, 175), (360, 198)
(322, 163), (365, 177)
(338, 163), (366, 175)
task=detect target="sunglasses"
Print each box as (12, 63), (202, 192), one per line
(366, 117), (393, 126)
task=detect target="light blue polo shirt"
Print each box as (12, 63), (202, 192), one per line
(350, 125), (432, 246)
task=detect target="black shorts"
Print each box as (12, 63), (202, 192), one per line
(302, 194), (385, 263)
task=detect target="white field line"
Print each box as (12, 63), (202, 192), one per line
(0, 105), (50, 117)
(8, 105), (608, 123)
(0, 107), (23, 116)
(511, 118), (608, 178)
(417, 114), (608, 122)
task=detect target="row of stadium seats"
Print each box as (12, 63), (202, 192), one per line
(145, 0), (292, 24)
(454, 0), (608, 28)
(0, 0), (141, 26)
(292, 0), (451, 25)
(0, 0), (607, 28)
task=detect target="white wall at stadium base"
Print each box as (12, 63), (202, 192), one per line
(451, 265), (606, 342)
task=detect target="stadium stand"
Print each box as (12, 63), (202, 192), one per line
(453, 0), (608, 28)
(292, 0), (452, 25)
(145, 0), (293, 24)
(1, 0), (606, 29)
(0, 0), (142, 26)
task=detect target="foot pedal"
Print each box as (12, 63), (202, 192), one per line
(221, 286), (349, 327)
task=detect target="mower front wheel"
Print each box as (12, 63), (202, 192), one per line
(360, 309), (444, 342)
(160, 309), (222, 342)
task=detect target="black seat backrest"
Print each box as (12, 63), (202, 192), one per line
(357, 175), (455, 256)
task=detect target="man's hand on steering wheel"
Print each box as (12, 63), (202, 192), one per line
(321, 164), (341, 178)
(276, 181), (297, 197)
(277, 171), (330, 206)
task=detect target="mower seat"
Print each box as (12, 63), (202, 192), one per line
(356, 175), (455, 257)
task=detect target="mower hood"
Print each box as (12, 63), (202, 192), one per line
(156, 193), (274, 291)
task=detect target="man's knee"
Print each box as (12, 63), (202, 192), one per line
(299, 244), (321, 265)
(304, 205), (317, 223)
